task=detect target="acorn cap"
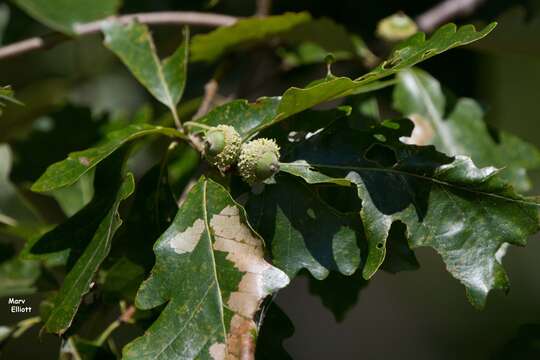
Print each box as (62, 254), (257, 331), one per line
(238, 138), (281, 185)
(204, 125), (241, 171)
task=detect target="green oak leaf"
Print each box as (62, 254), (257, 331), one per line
(31, 151), (135, 334)
(12, 0), (121, 35)
(281, 118), (540, 308)
(246, 175), (361, 280)
(190, 12), (311, 62)
(103, 21), (189, 117)
(394, 68), (540, 192)
(123, 177), (289, 360)
(31, 124), (184, 193)
(197, 23), (495, 140)
(197, 97), (280, 140)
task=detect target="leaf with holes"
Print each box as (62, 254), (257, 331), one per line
(196, 23), (495, 140)
(394, 68), (540, 192)
(281, 118), (540, 308)
(123, 177), (289, 360)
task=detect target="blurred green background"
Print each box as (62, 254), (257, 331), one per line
(1, 0), (540, 358)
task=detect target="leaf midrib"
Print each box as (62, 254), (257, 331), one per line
(284, 162), (540, 207)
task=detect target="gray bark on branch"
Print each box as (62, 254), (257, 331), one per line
(0, 11), (238, 60)
(415, 0), (487, 32)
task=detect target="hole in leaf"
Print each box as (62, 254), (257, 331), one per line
(364, 143), (397, 167)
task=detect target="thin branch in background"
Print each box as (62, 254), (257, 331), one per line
(0, 11), (238, 60)
(192, 79), (219, 120)
(256, 0), (273, 17)
(415, 0), (487, 32)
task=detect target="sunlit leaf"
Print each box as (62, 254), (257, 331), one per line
(31, 124), (184, 193)
(123, 177), (289, 360)
(103, 21), (189, 118)
(198, 23), (495, 139)
(281, 118), (539, 308)
(394, 68), (540, 192)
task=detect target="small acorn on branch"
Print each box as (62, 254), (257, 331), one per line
(238, 138), (281, 185)
(203, 125), (241, 171)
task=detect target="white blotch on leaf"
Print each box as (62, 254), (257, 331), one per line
(209, 343), (226, 360)
(169, 219), (205, 254)
(209, 205), (289, 358)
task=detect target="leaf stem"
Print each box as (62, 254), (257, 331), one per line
(95, 320), (121, 346)
(415, 0), (487, 32)
(0, 12), (239, 61)
(171, 106), (183, 131)
(184, 122), (213, 131)
(94, 304), (137, 346)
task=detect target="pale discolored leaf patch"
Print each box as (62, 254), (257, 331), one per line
(123, 177), (289, 360)
(169, 219), (205, 254)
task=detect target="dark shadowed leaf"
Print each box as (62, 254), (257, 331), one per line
(12, 0), (121, 34)
(380, 221), (419, 273)
(123, 177), (289, 360)
(394, 68), (540, 192)
(31, 124), (184, 193)
(281, 118), (540, 308)
(308, 270), (368, 322)
(190, 12), (311, 62)
(197, 97), (280, 140)
(30, 151), (135, 334)
(255, 302), (294, 360)
(103, 21), (189, 116)
(246, 175), (361, 280)
(105, 164), (178, 301)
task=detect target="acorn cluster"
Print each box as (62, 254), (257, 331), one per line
(202, 125), (280, 185)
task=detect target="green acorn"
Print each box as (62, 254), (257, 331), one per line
(238, 138), (281, 185)
(204, 125), (241, 171)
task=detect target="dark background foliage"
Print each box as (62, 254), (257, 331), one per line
(1, 0), (540, 359)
